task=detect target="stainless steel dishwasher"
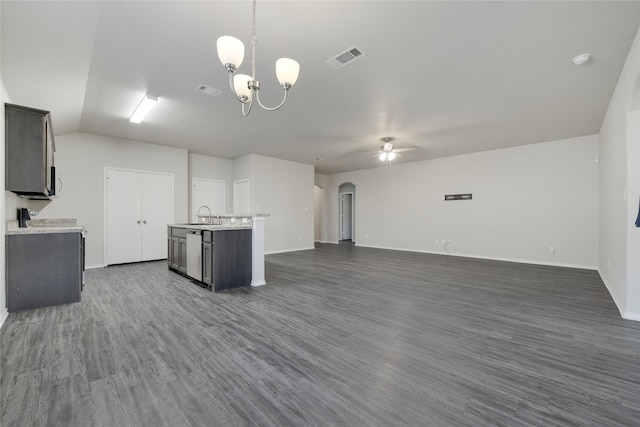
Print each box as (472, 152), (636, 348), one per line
(186, 229), (202, 281)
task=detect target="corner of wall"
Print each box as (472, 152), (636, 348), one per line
(598, 268), (626, 319)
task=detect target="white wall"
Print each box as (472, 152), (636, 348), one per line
(251, 154), (315, 254)
(325, 136), (599, 269)
(1, 67), (7, 327)
(315, 173), (329, 243)
(599, 26), (640, 320)
(314, 186), (323, 242)
(232, 154), (253, 213)
(188, 153), (233, 215)
(38, 132), (188, 267)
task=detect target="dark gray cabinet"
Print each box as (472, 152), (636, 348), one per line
(168, 227), (187, 273)
(6, 232), (82, 312)
(5, 103), (56, 199)
(168, 227), (251, 291)
(202, 241), (213, 284)
(202, 229), (252, 291)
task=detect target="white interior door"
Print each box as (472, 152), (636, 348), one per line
(107, 169), (142, 265)
(233, 179), (250, 214)
(192, 178), (225, 221)
(141, 172), (174, 261)
(341, 193), (353, 240)
(107, 169), (173, 265)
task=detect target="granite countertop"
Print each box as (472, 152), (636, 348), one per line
(6, 218), (84, 235)
(170, 223), (252, 231)
(196, 213), (270, 218)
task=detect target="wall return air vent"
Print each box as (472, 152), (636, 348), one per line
(326, 45), (365, 69)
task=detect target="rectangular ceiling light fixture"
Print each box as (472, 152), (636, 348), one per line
(130, 95), (158, 123)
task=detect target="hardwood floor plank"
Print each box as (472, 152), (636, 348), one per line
(2, 243), (640, 426)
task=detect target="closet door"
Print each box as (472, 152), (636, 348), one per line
(106, 169), (143, 265)
(106, 169), (174, 265)
(141, 172), (173, 261)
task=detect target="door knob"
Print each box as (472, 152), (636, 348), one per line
(143, 220), (147, 224)
(137, 220), (141, 224)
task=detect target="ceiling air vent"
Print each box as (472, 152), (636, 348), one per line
(326, 45), (365, 70)
(195, 84), (222, 97)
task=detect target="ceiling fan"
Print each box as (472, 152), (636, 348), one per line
(375, 137), (417, 164)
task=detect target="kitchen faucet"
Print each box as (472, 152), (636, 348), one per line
(196, 205), (212, 224)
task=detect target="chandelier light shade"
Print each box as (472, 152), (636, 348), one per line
(216, 0), (300, 116)
(275, 58), (300, 87)
(217, 36), (245, 71)
(233, 74), (253, 101)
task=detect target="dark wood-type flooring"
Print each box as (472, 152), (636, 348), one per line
(2, 243), (640, 426)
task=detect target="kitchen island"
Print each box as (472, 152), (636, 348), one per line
(167, 214), (268, 291)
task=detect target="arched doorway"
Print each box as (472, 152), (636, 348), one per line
(338, 182), (356, 242)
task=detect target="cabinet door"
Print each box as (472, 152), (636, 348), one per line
(7, 233), (81, 312)
(5, 104), (53, 197)
(178, 238), (188, 274)
(141, 172), (173, 261)
(202, 242), (213, 286)
(106, 169), (142, 265)
(169, 236), (180, 270)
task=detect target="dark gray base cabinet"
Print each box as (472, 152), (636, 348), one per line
(168, 227), (187, 274)
(202, 229), (252, 291)
(6, 232), (82, 312)
(168, 227), (251, 292)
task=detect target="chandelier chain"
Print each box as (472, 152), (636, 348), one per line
(251, 0), (257, 79)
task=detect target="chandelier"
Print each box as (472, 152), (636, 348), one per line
(216, 0), (300, 116)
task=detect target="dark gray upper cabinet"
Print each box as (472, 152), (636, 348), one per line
(5, 103), (56, 199)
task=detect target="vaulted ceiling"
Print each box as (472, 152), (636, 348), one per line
(2, 1), (640, 174)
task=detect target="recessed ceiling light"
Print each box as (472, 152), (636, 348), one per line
(572, 53), (591, 65)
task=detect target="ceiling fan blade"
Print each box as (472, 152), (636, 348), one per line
(394, 147), (418, 152)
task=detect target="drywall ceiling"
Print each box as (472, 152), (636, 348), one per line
(2, 1), (640, 174)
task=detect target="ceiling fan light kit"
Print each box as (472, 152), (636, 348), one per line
(216, 0), (300, 116)
(375, 136), (418, 165)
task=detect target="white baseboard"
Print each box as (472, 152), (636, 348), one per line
(251, 280), (266, 287)
(623, 310), (640, 321)
(86, 264), (105, 270)
(355, 243), (597, 270)
(265, 246), (316, 255)
(0, 308), (9, 331)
